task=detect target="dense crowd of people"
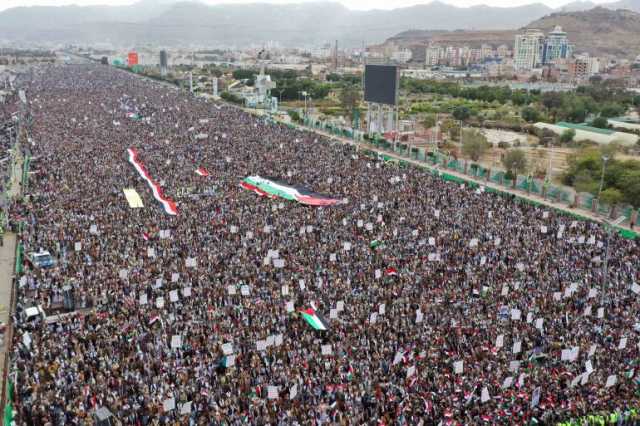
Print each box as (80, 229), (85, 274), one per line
(0, 91), (18, 198)
(7, 64), (640, 425)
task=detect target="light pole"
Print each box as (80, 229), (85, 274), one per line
(602, 216), (625, 296)
(597, 155), (609, 202)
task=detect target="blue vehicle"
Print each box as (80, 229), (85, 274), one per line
(28, 250), (56, 269)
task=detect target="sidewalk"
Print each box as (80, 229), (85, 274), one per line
(0, 233), (17, 384)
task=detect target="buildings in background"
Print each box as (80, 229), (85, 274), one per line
(514, 26), (572, 71)
(513, 29), (546, 71)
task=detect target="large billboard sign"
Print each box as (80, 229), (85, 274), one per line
(128, 52), (139, 66)
(364, 65), (399, 106)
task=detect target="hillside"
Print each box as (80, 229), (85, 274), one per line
(386, 7), (640, 58)
(526, 7), (640, 57)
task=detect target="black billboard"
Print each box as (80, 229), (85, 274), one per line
(364, 65), (399, 106)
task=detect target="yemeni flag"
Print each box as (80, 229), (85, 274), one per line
(300, 308), (329, 331)
(241, 176), (340, 206)
(385, 267), (398, 276)
(126, 112), (141, 121)
(195, 167), (209, 177)
(127, 148), (178, 216)
(370, 239), (384, 249)
(142, 232), (150, 241)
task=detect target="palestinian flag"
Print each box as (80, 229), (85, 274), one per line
(300, 308), (329, 331)
(241, 176), (340, 206)
(149, 315), (161, 325)
(239, 181), (275, 199)
(195, 167), (209, 177)
(127, 148), (178, 216)
(370, 239), (384, 249)
(126, 112), (141, 120)
(385, 267), (398, 276)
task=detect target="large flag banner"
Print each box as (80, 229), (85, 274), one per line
(127, 148), (178, 215)
(123, 188), (144, 208)
(300, 308), (329, 331)
(240, 176), (340, 206)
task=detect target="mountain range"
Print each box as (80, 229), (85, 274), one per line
(0, 0), (639, 48)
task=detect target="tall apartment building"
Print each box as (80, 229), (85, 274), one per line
(514, 29), (545, 71)
(543, 26), (572, 64)
(569, 54), (600, 81)
(425, 46), (443, 66)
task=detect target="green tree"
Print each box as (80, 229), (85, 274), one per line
(339, 84), (361, 121)
(461, 129), (490, 161)
(590, 116), (609, 129)
(287, 110), (301, 122)
(620, 170), (640, 207)
(422, 114), (436, 129)
(452, 106), (471, 122)
(599, 188), (624, 207)
(441, 119), (461, 141)
(560, 129), (576, 144)
(520, 106), (539, 123)
(502, 149), (528, 176)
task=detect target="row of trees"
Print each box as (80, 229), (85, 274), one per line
(563, 146), (640, 207)
(405, 78), (640, 125)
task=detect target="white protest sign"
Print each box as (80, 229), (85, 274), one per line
(429, 237), (436, 246)
(180, 401), (192, 415)
(186, 257), (196, 268)
(406, 366), (416, 378)
(605, 375), (617, 388)
(256, 340), (267, 351)
(182, 287), (192, 297)
(267, 386), (279, 399)
(378, 304), (386, 315)
(393, 351), (403, 365)
(147, 247), (155, 258)
(370, 313), (377, 324)
(597, 307), (604, 318)
(330, 309), (338, 319)
(172, 273), (179, 283)
(375, 269), (382, 279)
(286, 301), (294, 312)
(416, 310), (424, 323)
(619, 337), (628, 350)
(496, 334), (504, 348)
(509, 361), (520, 372)
(531, 387), (541, 408)
(163, 398), (175, 412)
(171, 335), (182, 349)
(343, 242), (351, 251)
(511, 309), (521, 321)
(75, 242), (82, 251)
(289, 385), (298, 400)
(273, 259), (285, 268)
(453, 361), (463, 374)
(227, 285), (237, 295)
(336, 301), (344, 312)
(481, 387), (490, 403)
(156, 297), (165, 309)
(241, 285), (250, 296)
(222, 343), (233, 355)
(469, 238), (478, 248)
(513, 341), (521, 354)
(169, 290), (179, 303)
(321, 345), (333, 356)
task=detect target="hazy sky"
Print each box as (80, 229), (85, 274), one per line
(0, 0), (616, 12)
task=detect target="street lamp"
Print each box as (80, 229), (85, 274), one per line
(602, 215), (625, 296)
(597, 155), (609, 201)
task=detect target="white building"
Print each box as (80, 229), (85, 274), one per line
(391, 49), (412, 63)
(514, 29), (545, 71)
(425, 46), (443, 66)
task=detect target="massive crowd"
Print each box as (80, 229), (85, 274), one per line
(7, 64), (640, 425)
